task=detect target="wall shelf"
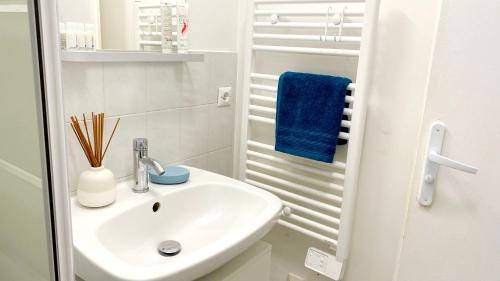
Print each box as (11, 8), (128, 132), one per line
(61, 50), (204, 63)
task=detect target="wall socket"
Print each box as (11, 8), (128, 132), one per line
(304, 248), (343, 280)
(217, 87), (232, 107)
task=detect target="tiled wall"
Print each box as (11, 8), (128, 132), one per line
(62, 52), (237, 192)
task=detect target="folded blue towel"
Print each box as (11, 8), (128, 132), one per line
(275, 72), (352, 163)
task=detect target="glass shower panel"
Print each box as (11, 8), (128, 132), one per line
(0, 1), (55, 280)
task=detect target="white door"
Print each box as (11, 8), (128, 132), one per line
(395, 0), (500, 280)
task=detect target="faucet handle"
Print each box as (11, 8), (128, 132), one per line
(133, 138), (148, 151)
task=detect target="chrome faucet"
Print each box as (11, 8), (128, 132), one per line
(133, 138), (165, 193)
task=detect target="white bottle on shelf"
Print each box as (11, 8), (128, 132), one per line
(74, 23), (86, 49)
(160, 1), (175, 53)
(65, 22), (78, 50)
(84, 24), (96, 50)
(176, 3), (189, 53)
(59, 23), (66, 49)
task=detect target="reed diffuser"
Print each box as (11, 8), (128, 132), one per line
(70, 113), (120, 207)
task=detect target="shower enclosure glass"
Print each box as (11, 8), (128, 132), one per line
(0, 0), (57, 280)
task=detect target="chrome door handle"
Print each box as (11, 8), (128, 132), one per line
(418, 122), (479, 206)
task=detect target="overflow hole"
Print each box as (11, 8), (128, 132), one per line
(152, 202), (160, 212)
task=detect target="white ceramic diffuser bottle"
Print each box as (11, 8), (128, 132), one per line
(70, 113), (120, 208)
(77, 166), (116, 207)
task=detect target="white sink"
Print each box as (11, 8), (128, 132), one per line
(71, 167), (282, 281)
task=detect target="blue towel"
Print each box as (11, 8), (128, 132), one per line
(275, 72), (351, 163)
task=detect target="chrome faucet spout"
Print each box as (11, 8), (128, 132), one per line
(139, 157), (165, 175)
(133, 138), (164, 193)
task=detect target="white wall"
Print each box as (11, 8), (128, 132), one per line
(188, 0), (239, 52)
(57, 0), (98, 23)
(98, 0), (136, 50)
(61, 52), (237, 192)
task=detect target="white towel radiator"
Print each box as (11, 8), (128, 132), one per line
(238, 0), (379, 278)
(133, 1), (180, 51)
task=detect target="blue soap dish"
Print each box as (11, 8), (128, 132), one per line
(149, 166), (190, 185)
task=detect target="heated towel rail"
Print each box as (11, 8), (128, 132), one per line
(238, 0), (379, 277)
(134, 1), (168, 51)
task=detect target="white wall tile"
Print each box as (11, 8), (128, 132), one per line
(146, 109), (181, 165)
(178, 154), (208, 170)
(179, 105), (210, 159)
(208, 52), (237, 104)
(63, 115), (142, 191)
(103, 63), (147, 116)
(146, 63), (183, 111)
(180, 60), (210, 106)
(207, 53), (237, 151)
(208, 104), (235, 151)
(61, 52), (237, 193)
(61, 62), (104, 120)
(207, 147), (234, 177)
(103, 114), (147, 179)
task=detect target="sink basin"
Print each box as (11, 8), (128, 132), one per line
(71, 167), (282, 281)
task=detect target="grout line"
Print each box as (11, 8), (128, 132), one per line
(63, 103), (218, 124)
(182, 145), (234, 161)
(145, 103), (214, 115)
(113, 145), (234, 181)
(143, 62), (151, 137)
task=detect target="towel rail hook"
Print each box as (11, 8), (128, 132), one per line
(321, 6), (347, 42)
(270, 13), (280, 24)
(321, 6), (334, 42)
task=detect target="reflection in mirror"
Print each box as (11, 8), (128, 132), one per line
(57, 0), (189, 52)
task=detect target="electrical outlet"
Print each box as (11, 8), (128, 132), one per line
(305, 248), (343, 280)
(217, 87), (232, 107)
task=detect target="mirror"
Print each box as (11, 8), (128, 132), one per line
(57, 0), (188, 52)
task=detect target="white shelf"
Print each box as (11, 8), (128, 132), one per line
(61, 50), (204, 63)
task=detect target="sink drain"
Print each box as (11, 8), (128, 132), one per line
(158, 240), (182, 257)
